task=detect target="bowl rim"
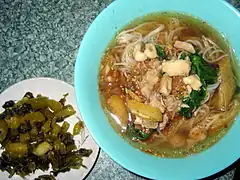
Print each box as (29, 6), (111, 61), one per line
(74, 0), (240, 179)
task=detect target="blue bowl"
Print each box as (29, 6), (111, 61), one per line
(74, 0), (240, 179)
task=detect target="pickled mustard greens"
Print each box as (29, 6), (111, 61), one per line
(35, 175), (56, 180)
(73, 120), (84, 136)
(0, 92), (92, 178)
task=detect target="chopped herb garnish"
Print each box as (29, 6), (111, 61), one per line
(155, 44), (166, 59)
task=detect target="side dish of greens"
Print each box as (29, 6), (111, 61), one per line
(0, 92), (92, 179)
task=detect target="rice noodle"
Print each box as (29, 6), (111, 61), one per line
(168, 27), (185, 45)
(198, 36), (229, 63)
(202, 46), (215, 59)
(210, 54), (229, 63)
(209, 100), (239, 131)
(193, 104), (210, 125)
(203, 36), (219, 48)
(117, 32), (142, 44)
(121, 41), (140, 63)
(116, 22), (154, 40)
(189, 104), (220, 142)
(186, 39), (204, 49)
(116, 23), (164, 45)
(143, 24), (165, 42)
(115, 24), (166, 69)
(208, 49), (225, 58)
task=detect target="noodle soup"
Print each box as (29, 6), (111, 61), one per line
(98, 13), (240, 157)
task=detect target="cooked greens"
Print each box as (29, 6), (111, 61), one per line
(180, 53), (187, 60)
(180, 87), (207, 118)
(180, 54), (219, 118)
(73, 120), (84, 136)
(155, 44), (166, 59)
(190, 54), (219, 86)
(127, 123), (154, 141)
(35, 175), (56, 180)
(0, 92), (92, 178)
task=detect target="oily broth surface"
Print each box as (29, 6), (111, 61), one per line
(99, 12), (237, 158)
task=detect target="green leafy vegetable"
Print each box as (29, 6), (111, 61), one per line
(54, 105), (76, 122)
(127, 124), (153, 141)
(73, 120), (84, 136)
(155, 45), (166, 59)
(35, 175), (56, 180)
(180, 54), (218, 118)
(190, 54), (219, 85)
(0, 93), (92, 178)
(180, 53), (187, 60)
(190, 87), (207, 106)
(179, 107), (193, 119)
(180, 86), (207, 118)
(77, 148), (93, 157)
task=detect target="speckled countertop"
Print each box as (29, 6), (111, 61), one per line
(0, 0), (239, 179)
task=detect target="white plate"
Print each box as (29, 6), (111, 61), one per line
(0, 77), (100, 180)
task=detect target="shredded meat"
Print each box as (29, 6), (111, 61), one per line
(140, 69), (160, 99)
(153, 79), (162, 91)
(162, 95), (182, 121)
(149, 93), (165, 113)
(139, 60), (162, 99)
(159, 113), (169, 130)
(159, 75), (172, 96)
(174, 40), (196, 53)
(164, 95), (181, 112)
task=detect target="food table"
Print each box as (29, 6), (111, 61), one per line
(0, 0), (239, 179)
